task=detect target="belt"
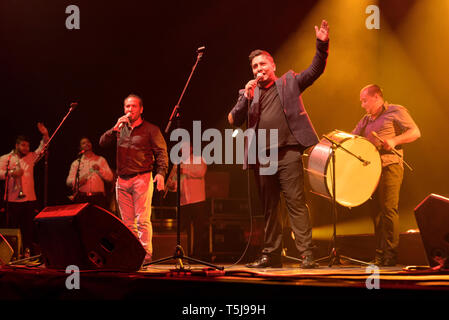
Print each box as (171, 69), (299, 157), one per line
(119, 170), (151, 180)
(379, 149), (402, 155)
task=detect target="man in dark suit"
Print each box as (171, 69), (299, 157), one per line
(228, 20), (329, 269)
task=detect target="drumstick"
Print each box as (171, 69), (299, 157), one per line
(371, 131), (413, 171)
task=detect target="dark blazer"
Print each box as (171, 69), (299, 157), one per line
(230, 39), (329, 168)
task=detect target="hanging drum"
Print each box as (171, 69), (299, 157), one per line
(303, 130), (382, 208)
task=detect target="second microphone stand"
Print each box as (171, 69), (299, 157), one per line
(145, 47), (223, 271)
(315, 134), (370, 267)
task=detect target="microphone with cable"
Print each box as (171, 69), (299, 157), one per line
(245, 73), (264, 99)
(77, 149), (86, 157)
(362, 159), (371, 167)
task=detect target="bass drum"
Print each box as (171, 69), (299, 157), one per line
(303, 130), (381, 208)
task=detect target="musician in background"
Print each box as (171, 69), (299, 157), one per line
(0, 123), (49, 257)
(166, 142), (208, 258)
(352, 84), (421, 266)
(66, 137), (113, 208)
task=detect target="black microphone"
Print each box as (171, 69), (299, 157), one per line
(118, 112), (131, 130)
(78, 149), (86, 156)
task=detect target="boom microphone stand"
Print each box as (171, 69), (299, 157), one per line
(6, 102), (79, 265)
(35, 102), (79, 208)
(315, 134), (370, 267)
(146, 47), (223, 271)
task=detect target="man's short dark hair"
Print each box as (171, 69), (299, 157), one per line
(79, 136), (90, 145)
(248, 49), (274, 65)
(124, 93), (143, 106)
(361, 84), (384, 98)
(15, 135), (30, 145)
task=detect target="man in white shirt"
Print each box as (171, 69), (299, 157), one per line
(66, 137), (114, 208)
(0, 123), (49, 257)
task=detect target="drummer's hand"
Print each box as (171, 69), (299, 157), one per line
(383, 138), (396, 151)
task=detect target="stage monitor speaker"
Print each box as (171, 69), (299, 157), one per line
(414, 193), (449, 268)
(0, 233), (14, 265)
(34, 203), (146, 271)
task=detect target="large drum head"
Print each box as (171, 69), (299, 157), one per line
(304, 131), (381, 207)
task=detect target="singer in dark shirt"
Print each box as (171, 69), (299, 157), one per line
(228, 20), (329, 269)
(100, 94), (168, 265)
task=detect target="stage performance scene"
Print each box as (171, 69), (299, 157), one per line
(1, 0), (449, 312)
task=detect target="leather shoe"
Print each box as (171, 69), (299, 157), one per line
(299, 255), (319, 269)
(382, 258), (397, 267)
(246, 254), (282, 268)
(370, 255), (383, 266)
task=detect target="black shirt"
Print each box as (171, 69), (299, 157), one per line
(99, 120), (168, 177)
(258, 84), (298, 150)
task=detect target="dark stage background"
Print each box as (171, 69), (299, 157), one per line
(1, 0), (448, 236)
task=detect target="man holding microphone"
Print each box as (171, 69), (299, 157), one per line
(100, 94), (168, 265)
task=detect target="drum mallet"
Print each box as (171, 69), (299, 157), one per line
(371, 131), (413, 171)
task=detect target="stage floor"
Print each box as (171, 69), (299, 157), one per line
(2, 260), (449, 303)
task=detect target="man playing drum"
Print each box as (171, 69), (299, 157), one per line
(352, 84), (421, 266)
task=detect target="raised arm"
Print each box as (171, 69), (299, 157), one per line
(296, 20), (330, 93)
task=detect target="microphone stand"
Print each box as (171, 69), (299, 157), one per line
(35, 102), (78, 207)
(70, 153), (83, 201)
(315, 133), (370, 267)
(3, 154), (12, 227)
(146, 47), (223, 271)
(35, 103), (78, 163)
(43, 151), (49, 207)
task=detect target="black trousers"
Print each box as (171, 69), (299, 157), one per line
(181, 201), (208, 258)
(254, 146), (313, 257)
(371, 164), (403, 260)
(6, 201), (40, 256)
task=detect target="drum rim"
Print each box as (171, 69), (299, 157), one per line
(304, 130), (382, 208)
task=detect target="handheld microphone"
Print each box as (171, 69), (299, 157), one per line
(255, 72), (264, 82)
(118, 112), (131, 129)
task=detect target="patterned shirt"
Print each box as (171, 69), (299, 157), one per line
(0, 140), (44, 202)
(66, 154), (114, 194)
(352, 103), (419, 167)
